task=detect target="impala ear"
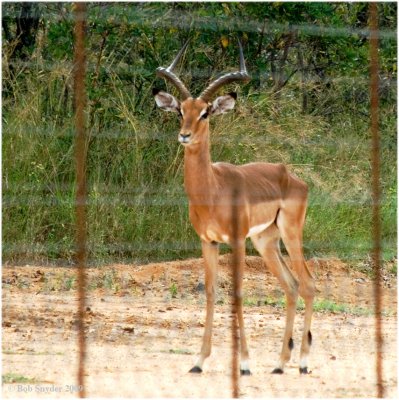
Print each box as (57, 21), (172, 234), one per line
(210, 92), (237, 116)
(153, 88), (180, 113)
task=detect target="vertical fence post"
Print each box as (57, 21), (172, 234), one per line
(369, 3), (384, 398)
(231, 188), (240, 398)
(73, 2), (88, 398)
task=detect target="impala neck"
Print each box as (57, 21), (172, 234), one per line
(183, 133), (215, 205)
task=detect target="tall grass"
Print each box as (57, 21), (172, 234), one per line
(2, 57), (396, 266)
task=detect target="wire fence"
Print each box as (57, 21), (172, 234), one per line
(2, 2), (396, 398)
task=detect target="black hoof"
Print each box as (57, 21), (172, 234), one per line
(272, 368), (284, 374)
(240, 369), (251, 376)
(299, 367), (310, 374)
(189, 366), (202, 373)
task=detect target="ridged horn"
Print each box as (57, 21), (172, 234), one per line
(156, 39), (191, 100)
(199, 39), (250, 103)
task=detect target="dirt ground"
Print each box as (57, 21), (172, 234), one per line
(2, 255), (397, 398)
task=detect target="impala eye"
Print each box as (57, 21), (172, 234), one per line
(200, 112), (208, 120)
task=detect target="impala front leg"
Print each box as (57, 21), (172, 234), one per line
(235, 239), (251, 375)
(190, 240), (219, 373)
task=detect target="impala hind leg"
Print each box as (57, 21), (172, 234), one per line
(277, 207), (315, 374)
(251, 224), (299, 374)
(189, 240), (219, 373)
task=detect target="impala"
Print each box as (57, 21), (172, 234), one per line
(153, 39), (315, 375)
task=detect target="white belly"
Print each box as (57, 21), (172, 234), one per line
(246, 222), (272, 238)
(200, 222), (272, 244)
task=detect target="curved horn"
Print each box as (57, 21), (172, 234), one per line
(156, 39), (191, 100)
(199, 39), (250, 103)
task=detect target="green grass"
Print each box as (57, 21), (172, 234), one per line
(2, 373), (37, 384)
(42, 272), (76, 292)
(2, 59), (396, 267)
(244, 296), (373, 316)
(169, 282), (178, 298)
(167, 348), (194, 355)
(312, 299), (371, 316)
(3, 349), (64, 356)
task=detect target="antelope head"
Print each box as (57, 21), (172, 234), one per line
(153, 39), (250, 147)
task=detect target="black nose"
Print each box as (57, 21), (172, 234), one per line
(179, 132), (191, 144)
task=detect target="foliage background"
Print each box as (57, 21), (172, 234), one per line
(2, 2), (397, 267)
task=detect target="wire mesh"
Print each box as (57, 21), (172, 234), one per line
(1, 2), (396, 398)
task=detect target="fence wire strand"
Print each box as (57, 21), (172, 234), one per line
(73, 2), (88, 398)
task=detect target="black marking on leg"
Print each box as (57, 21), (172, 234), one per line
(299, 367), (310, 374)
(240, 369), (251, 376)
(288, 337), (294, 350)
(189, 366), (202, 373)
(210, 240), (218, 246)
(272, 368), (284, 374)
(308, 331), (312, 346)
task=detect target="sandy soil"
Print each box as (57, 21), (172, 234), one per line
(2, 255), (397, 398)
